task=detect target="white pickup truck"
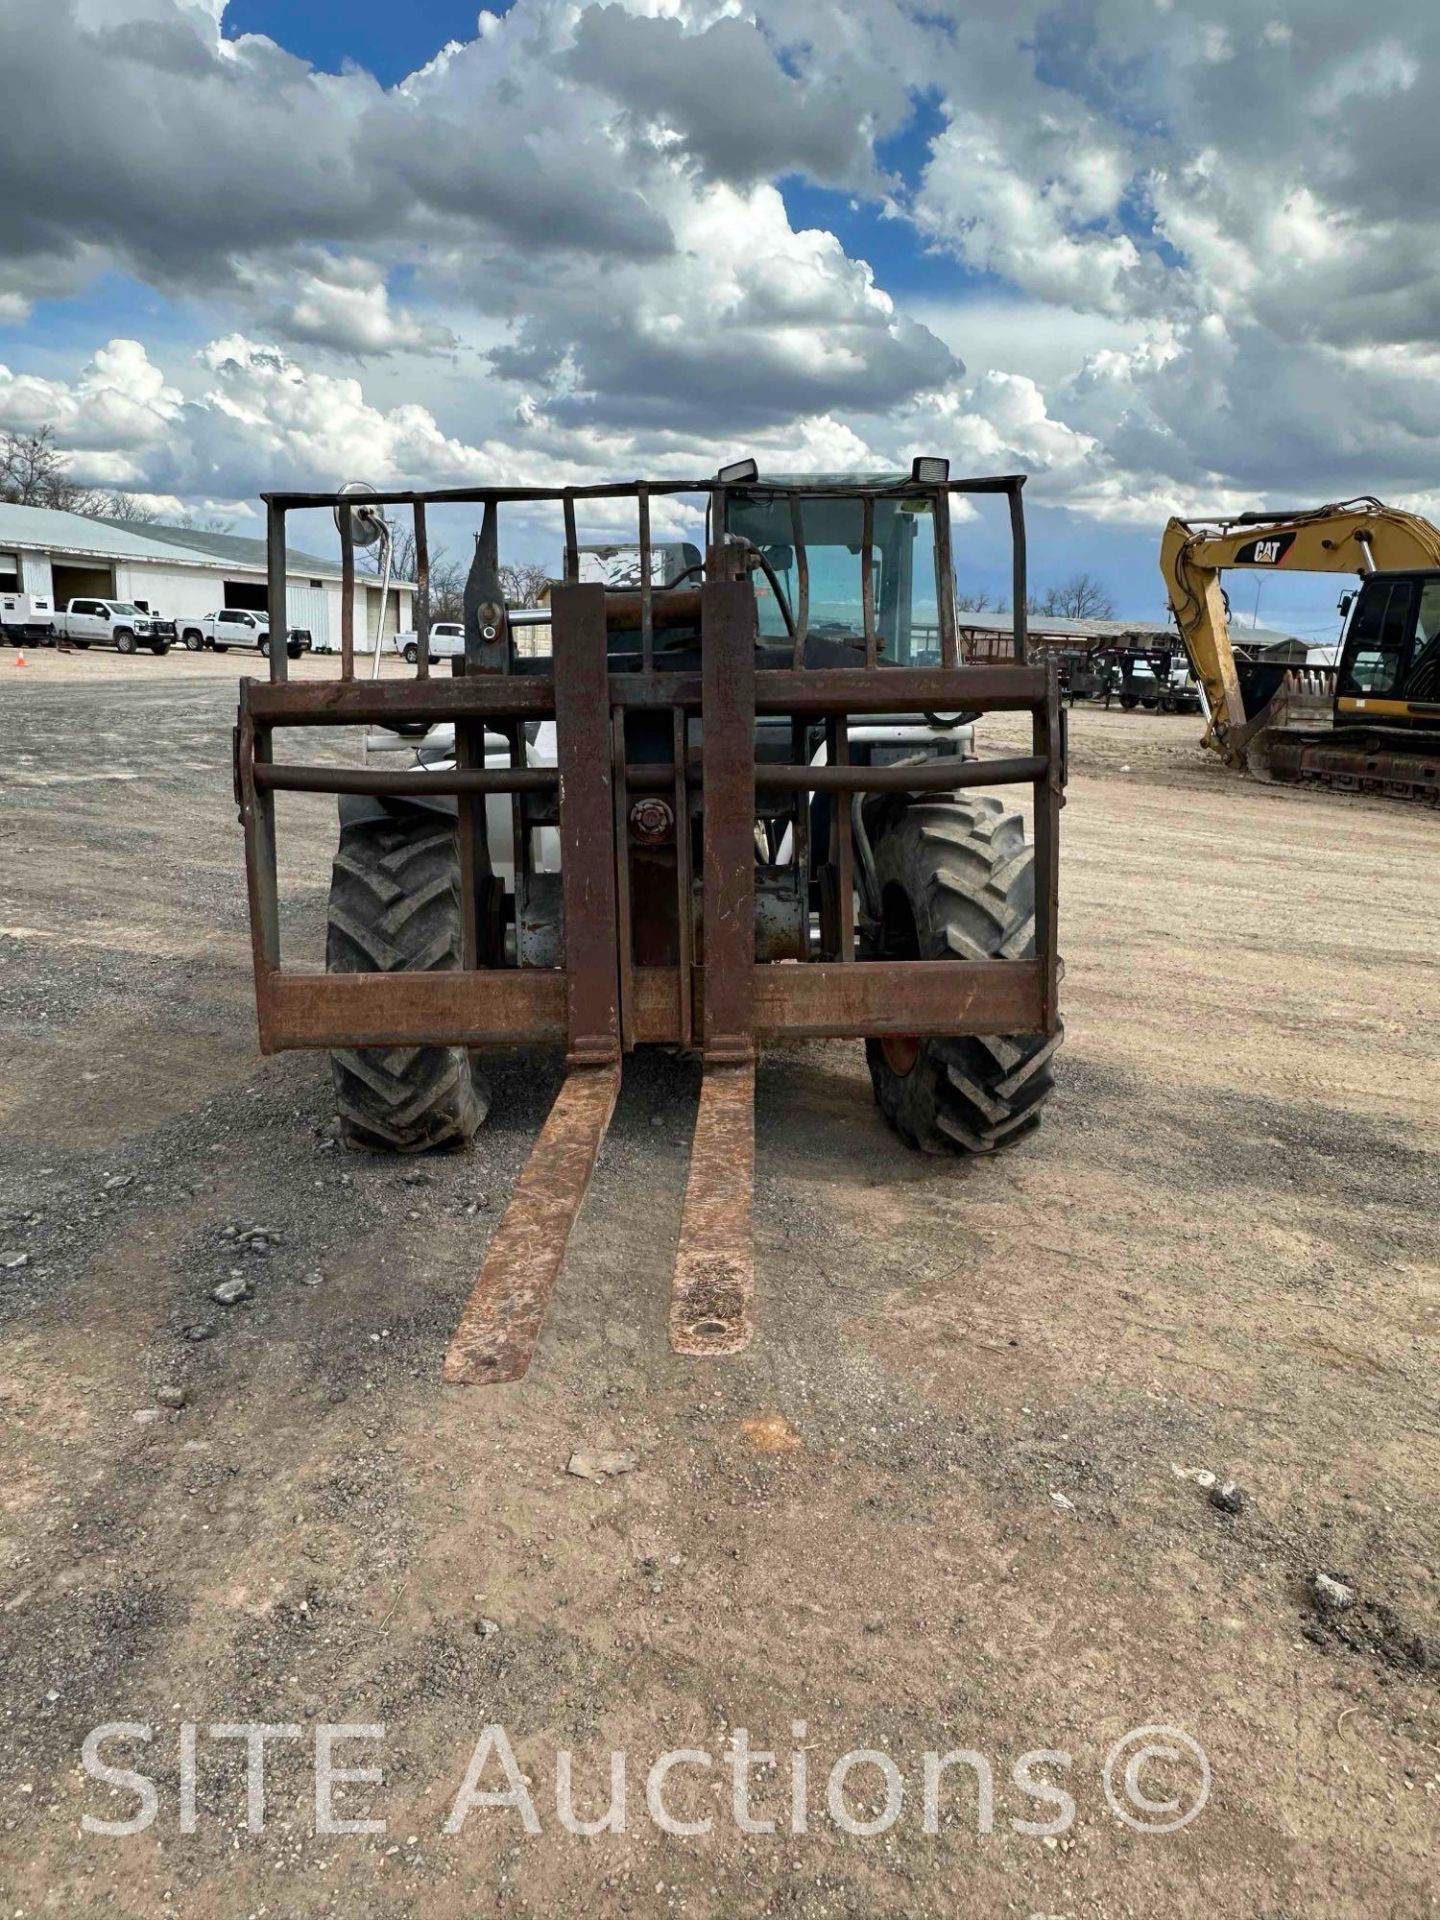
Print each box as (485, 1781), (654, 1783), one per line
(179, 609), (311, 657)
(50, 598), (173, 653)
(389, 620), (465, 665)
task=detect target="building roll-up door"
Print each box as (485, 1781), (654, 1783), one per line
(286, 584), (328, 648)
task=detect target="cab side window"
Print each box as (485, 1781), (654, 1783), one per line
(1339, 579), (1415, 697)
(1408, 581), (1440, 701)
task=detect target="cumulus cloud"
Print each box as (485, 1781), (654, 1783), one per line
(0, 340), (183, 484)
(6, 0), (1440, 538)
(564, 6), (882, 190)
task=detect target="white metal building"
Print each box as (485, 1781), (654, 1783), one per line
(0, 502), (412, 650)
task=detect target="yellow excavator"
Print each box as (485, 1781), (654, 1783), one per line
(1160, 498), (1440, 802)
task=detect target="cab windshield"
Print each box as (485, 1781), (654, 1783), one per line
(726, 493), (942, 664)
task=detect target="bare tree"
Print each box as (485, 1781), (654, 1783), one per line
(499, 560), (551, 608)
(427, 556), (466, 623)
(1030, 572), (1116, 621)
(0, 426), (109, 513)
(171, 510), (235, 534)
(955, 588), (993, 613)
(355, 515), (474, 625)
(101, 492), (164, 525)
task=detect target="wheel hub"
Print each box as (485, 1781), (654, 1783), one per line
(880, 1035), (920, 1076)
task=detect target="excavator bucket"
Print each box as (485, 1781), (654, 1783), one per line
(234, 471), (1066, 1380)
(1227, 666), (1337, 778)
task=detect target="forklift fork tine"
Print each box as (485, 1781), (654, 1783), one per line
(670, 1061), (755, 1357)
(442, 1062), (621, 1385)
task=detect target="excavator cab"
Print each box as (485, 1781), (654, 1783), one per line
(1335, 571), (1440, 727)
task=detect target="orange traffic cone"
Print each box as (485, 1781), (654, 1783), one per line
(14, 649), (25, 667)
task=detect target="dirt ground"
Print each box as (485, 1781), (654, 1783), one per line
(1, 645), (1437, 1918)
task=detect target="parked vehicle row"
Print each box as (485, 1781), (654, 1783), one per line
(0, 595), (176, 653)
(1, 595), (309, 658)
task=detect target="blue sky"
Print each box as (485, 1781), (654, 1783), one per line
(2, 0), (1435, 637)
(223, 0), (505, 82)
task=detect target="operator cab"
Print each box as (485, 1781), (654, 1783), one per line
(727, 485), (943, 667)
(1336, 570), (1440, 729)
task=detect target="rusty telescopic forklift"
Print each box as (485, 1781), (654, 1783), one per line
(235, 461), (1065, 1381)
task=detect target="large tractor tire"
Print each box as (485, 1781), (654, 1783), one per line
(864, 794), (1060, 1153)
(324, 809), (488, 1153)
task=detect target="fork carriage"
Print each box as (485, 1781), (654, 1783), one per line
(235, 464), (1065, 1381)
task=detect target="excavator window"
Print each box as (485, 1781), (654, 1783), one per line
(1409, 580), (1440, 701)
(1337, 576), (1415, 696)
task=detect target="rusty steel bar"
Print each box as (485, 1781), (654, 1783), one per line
(241, 663), (1050, 727)
(670, 1061), (755, 1357)
(255, 763), (557, 796)
(414, 500), (431, 679)
(829, 721), (855, 961)
(861, 495), (877, 667)
(263, 474), (1029, 512)
(752, 958), (1046, 1038)
(258, 954), (1045, 1052)
(1009, 483), (1029, 663)
(1033, 662), (1063, 1031)
(236, 701), (280, 1051)
(339, 507), (355, 682)
(789, 494), (809, 666)
(454, 717), (484, 971)
(262, 967), (566, 1050)
(508, 719), (530, 958)
(753, 666), (1048, 714)
(611, 706), (635, 1052)
(699, 580), (756, 1063)
(442, 1062), (622, 1385)
(622, 754), (1045, 796)
(933, 491), (958, 669)
(791, 717), (810, 960)
(562, 492), (579, 586)
(245, 677), (555, 725)
(673, 706), (695, 1051)
(266, 500), (288, 685)
(637, 484), (654, 673)
(552, 584), (621, 1063)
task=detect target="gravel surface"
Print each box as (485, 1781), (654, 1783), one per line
(1, 647), (1437, 1917)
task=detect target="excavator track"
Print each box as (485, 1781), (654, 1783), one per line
(1259, 729), (1440, 804)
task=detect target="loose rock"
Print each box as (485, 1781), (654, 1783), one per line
(1209, 1481), (1246, 1514)
(155, 1385), (188, 1410)
(211, 1277), (250, 1306)
(566, 1449), (638, 1482)
(1312, 1571), (1356, 1614)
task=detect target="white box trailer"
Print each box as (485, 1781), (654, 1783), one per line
(0, 590), (56, 641)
